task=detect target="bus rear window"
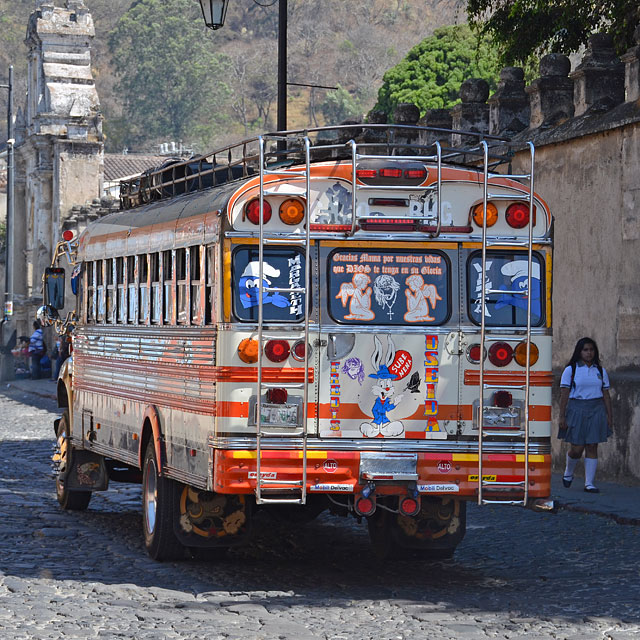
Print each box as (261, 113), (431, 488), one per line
(328, 249), (450, 325)
(467, 251), (544, 326)
(233, 247), (306, 322)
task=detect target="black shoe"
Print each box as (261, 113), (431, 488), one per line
(584, 486), (600, 493)
(562, 475), (573, 488)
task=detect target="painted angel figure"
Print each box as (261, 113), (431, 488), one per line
(336, 273), (375, 320)
(404, 274), (442, 322)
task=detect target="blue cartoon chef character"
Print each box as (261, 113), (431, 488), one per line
(360, 335), (405, 438)
(239, 261), (290, 309)
(495, 259), (541, 318)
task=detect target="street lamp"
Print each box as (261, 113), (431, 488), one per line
(197, 0), (229, 30)
(199, 0), (288, 133)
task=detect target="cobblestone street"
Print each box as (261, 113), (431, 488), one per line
(0, 388), (638, 640)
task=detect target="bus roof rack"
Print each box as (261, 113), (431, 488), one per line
(119, 124), (517, 211)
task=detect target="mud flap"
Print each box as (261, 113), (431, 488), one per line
(64, 450), (109, 491)
(173, 485), (251, 548)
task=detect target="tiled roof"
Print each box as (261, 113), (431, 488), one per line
(103, 154), (167, 181)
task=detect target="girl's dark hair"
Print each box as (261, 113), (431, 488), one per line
(568, 337), (601, 368)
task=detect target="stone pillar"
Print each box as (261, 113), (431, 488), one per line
(570, 33), (625, 116)
(13, 0), (103, 338)
(418, 108), (452, 149)
(451, 79), (490, 146)
(526, 54), (573, 129)
(620, 25), (640, 102)
(488, 67), (529, 136)
(393, 102), (420, 154)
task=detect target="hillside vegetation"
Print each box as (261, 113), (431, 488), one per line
(0, 0), (467, 153)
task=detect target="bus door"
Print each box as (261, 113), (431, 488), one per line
(318, 245), (460, 441)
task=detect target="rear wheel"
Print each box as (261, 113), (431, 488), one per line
(54, 410), (91, 511)
(142, 440), (183, 561)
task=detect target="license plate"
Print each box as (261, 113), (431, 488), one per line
(258, 403), (299, 427)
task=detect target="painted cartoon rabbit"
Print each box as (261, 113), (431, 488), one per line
(360, 335), (405, 438)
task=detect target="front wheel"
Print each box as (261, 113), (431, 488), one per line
(54, 410), (91, 511)
(142, 440), (183, 561)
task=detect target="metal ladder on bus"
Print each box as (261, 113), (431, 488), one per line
(477, 141), (536, 506)
(254, 135), (312, 505)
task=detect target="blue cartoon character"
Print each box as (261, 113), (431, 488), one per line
(360, 336), (405, 438)
(495, 260), (541, 318)
(239, 261), (290, 309)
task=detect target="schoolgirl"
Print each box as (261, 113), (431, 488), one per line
(558, 337), (613, 493)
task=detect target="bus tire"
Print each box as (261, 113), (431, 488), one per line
(55, 410), (91, 511)
(142, 440), (183, 561)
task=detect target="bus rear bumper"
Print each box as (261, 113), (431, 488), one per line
(212, 449), (551, 499)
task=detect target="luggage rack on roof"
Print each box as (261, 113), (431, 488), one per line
(118, 124), (514, 210)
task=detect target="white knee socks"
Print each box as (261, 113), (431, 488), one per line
(584, 457), (598, 489)
(564, 453), (579, 479)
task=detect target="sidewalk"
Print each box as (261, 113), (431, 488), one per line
(4, 377), (638, 524)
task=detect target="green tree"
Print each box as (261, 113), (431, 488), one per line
(467, 0), (639, 64)
(108, 0), (231, 150)
(320, 85), (363, 124)
(374, 24), (501, 119)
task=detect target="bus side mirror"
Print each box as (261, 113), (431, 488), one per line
(37, 305), (60, 327)
(44, 267), (65, 309)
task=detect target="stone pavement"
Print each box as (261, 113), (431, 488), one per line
(6, 376), (638, 526)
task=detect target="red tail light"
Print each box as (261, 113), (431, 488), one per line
(354, 495), (376, 516)
(62, 230), (74, 241)
(245, 198), (272, 224)
(404, 168), (427, 180)
(467, 344), (485, 364)
(379, 167), (403, 178)
(505, 203), (535, 229)
(266, 388), (288, 404)
(356, 168), (377, 180)
(291, 340), (309, 361)
(264, 339), (290, 362)
(488, 342), (513, 367)
(399, 496), (421, 516)
(493, 390), (513, 408)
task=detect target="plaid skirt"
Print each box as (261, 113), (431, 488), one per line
(561, 397), (611, 445)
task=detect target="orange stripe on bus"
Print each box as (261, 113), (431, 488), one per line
(463, 370), (554, 386)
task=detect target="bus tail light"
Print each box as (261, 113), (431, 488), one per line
(291, 340), (311, 362)
(466, 343), (485, 364)
(266, 388), (288, 404)
(506, 202), (536, 229)
(488, 342), (513, 367)
(354, 494), (376, 517)
(238, 338), (259, 363)
(379, 167), (403, 179)
(265, 339), (290, 362)
(245, 198), (272, 224)
(62, 230), (74, 241)
(493, 390), (513, 408)
(515, 341), (539, 366)
(404, 168), (427, 180)
(279, 199), (305, 225)
(356, 168), (377, 180)
(399, 496), (421, 517)
(472, 202), (498, 227)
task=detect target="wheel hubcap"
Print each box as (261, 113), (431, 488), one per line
(144, 458), (157, 535)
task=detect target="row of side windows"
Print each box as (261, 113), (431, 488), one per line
(83, 246), (217, 326)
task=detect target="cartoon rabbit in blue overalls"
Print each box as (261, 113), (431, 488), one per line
(360, 335), (405, 438)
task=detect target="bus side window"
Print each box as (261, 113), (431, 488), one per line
(177, 248), (188, 325)
(127, 256), (137, 324)
(86, 261), (95, 323)
(150, 253), (161, 324)
(139, 254), (150, 324)
(117, 257), (126, 324)
(163, 250), (173, 325)
(96, 259), (105, 323)
(190, 246), (204, 325)
(205, 245), (215, 324)
(106, 258), (115, 323)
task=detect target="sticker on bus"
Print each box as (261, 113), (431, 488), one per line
(417, 483), (460, 493)
(468, 474), (497, 482)
(309, 483), (354, 492)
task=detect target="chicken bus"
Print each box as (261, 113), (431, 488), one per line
(42, 124), (554, 560)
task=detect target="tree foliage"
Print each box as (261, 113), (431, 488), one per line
(108, 0), (231, 149)
(320, 85), (363, 124)
(467, 0), (640, 64)
(374, 24), (501, 119)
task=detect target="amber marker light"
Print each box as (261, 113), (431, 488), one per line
(515, 341), (539, 367)
(238, 338), (259, 363)
(472, 202), (498, 227)
(279, 198), (305, 225)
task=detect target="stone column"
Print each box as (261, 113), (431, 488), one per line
(570, 33), (625, 116)
(525, 54), (574, 129)
(488, 67), (529, 136)
(392, 102), (420, 154)
(620, 25), (640, 102)
(451, 79), (490, 146)
(418, 108), (452, 149)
